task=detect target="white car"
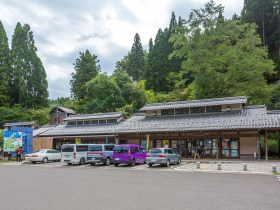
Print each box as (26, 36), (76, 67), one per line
(25, 149), (61, 164)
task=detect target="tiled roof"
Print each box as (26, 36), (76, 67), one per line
(39, 106), (280, 137)
(4, 121), (36, 127)
(116, 106), (280, 134)
(33, 125), (56, 137)
(63, 112), (123, 121)
(50, 106), (76, 115)
(140, 96), (247, 111)
(40, 123), (119, 137)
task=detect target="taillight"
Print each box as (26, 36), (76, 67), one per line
(146, 154), (150, 157)
(159, 154), (165, 158)
(25, 154), (29, 157)
(32, 155), (39, 157)
(73, 152), (76, 158)
(128, 151), (131, 156)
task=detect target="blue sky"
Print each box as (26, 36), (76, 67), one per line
(0, 0), (243, 99)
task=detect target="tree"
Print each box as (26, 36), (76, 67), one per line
(70, 50), (100, 100)
(171, 1), (275, 104)
(145, 12), (182, 92)
(82, 74), (122, 113)
(0, 20), (10, 106)
(241, 0), (280, 80)
(268, 81), (280, 109)
(126, 33), (145, 81)
(11, 23), (48, 108)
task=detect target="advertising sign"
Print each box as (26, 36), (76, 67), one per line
(3, 131), (23, 152)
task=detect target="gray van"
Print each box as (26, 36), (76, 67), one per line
(146, 148), (181, 167)
(87, 144), (115, 166)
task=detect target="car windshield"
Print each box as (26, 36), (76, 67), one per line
(36, 150), (46, 154)
(114, 146), (128, 153)
(61, 145), (74, 152)
(149, 149), (162, 154)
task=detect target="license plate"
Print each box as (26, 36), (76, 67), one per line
(91, 158), (95, 160)
(115, 158), (120, 161)
(27, 158), (31, 160)
(64, 155), (69, 158)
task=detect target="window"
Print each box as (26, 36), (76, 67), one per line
(104, 145), (114, 151)
(114, 146), (128, 154)
(149, 149), (162, 154)
(61, 145), (74, 152)
(76, 145), (89, 152)
(107, 119), (118, 124)
(134, 147), (139, 153)
(161, 109), (175, 115)
(84, 120), (90, 125)
(89, 145), (102, 152)
(130, 147), (135, 154)
(172, 149), (178, 154)
(190, 107), (205, 113)
(99, 120), (106, 124)
(67, 121), (76, 126)
(77, 121), (83, 125)
(46, 150), (52, 154)
(167, 149), (173, 154)
(206, 106), (221, 113)
(175, 108), (189, 115)
(91, 120), (98, 125)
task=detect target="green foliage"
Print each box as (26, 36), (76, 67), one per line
(10, 23), (48, 108)
(126, 33), (145, 81)
(81, 74), (123, 113)
(70, 50), (100, 100)
(0, 20), (10, 106)
(0, 129), (3, 149)
(268, 81), (280, 109)
(171, 1), (274, 104)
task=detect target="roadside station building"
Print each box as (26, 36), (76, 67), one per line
(38, 96), (280, 159)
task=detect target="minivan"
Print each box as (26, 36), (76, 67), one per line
(146, 148), (181, 167)
(87, 144), (115, 166)
(61, 144), (89, 165)
(112, 144), (146, 167)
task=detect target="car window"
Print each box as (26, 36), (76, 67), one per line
(149, 149), (162, 154)
(46, 150), (52, 154)
(164, 149), (168, 154)
(114, 146), (128, 154)
(89, 145), (102, 152)
(76, 145), (88, 152)
(61, 145), (74, 152)
(172, 149), (178, 154)
(104, 145), (114, 151)
(135, 147), (139, 153)
(130, 147), (135, 154)
(168, 149), (173, 154)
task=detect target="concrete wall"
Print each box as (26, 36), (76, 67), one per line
(240, 137), (258, 155)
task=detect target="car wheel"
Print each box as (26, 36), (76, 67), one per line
(67, 163), (72, 166)
(105, 158), (111, 166)
(42, 157), (48, 164)
(148, 163), (153, 167)
(177, 158), (181, 165)
(79, 158), (86, 165)
(166, 160), (170, 167)
(31, 161), (36, 164)
(114, 163), (119, 167)
(130, 158), (136, 167)
(90, 163), (96, 166)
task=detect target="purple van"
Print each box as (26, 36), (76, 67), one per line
(112, 144), (146, 167)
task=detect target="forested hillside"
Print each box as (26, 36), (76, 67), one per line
(0, 0), (279, 126)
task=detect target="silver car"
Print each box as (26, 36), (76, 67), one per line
(146, 148), (181, 167)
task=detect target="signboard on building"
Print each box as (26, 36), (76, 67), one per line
(3, 131), (23, 152)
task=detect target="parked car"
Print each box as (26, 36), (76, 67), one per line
(112, 144), (146, 167)
(87, 144), (115, 166)
(146, 148), (181, 167)
(61, 144), (89, 165)
(25, 149), (61, 164)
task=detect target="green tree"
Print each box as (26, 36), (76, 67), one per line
(11, 23), (48, 108)
(70, 50), (100, 100)
(171, 1), (274, 104)
(0, 129), (3, 149)
(0, 20), (10, 106)
(126, 33), (145, 81)
(241, 0), (280, 80)
(82, 74), (122, 113)
(268, 81), (280, 109)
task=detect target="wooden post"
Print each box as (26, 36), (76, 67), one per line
(258, 134), (261, 161)
(265, 130), (268, 161)
(278, 138), (280, 159)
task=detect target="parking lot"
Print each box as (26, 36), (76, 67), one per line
(0, 163), (279, 210)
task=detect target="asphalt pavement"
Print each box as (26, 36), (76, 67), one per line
(0, 164), (279, 210)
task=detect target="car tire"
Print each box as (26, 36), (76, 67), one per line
(42, 157), (48, 164)
(79, 158), (86, 165)
(31, 161), (36, 164)
(130, 158), (136, 167)
(67, 163), (72, 166)
(148, 163), (153, 167)
(105, 158), (111, 166)
(166, 160), (170, 167)
(90, 163), (96, 166)
(177, 158), (181, 165)
(114, 163), (119, 167)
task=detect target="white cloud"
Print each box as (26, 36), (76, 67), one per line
(0, 0), (243, 99)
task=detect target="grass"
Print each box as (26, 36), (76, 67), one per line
(0, 159), (11, 164)
(273, 172), (280, 175)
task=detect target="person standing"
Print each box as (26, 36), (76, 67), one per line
(16, 147), (23, 162)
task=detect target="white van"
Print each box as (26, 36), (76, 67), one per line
(61, 144), (89, 165)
